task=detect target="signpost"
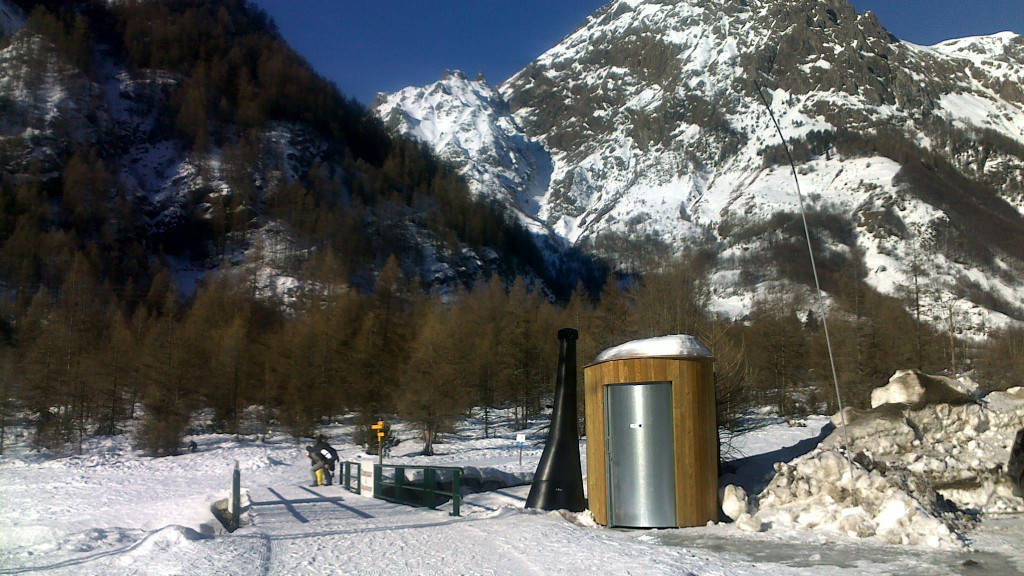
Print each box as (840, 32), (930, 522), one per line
(371, 420), (385, 467)
(516, 433), (526, 467)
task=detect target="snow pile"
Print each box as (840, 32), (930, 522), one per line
(719, 484), (749, 521)
(826, 384), (1024, 515)
(460, 466), (533, 492)
(870, 370), (975, 409)
(721, 372), (1024, 549)
(748, 448), (964, 548)
(124, 525), (210, 556)
(593, 334), (712, 363)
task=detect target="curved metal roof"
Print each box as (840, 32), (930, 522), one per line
(593, 334), (713, 363)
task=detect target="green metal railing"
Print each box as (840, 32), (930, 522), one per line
(373, 464), (463, 516)
(340, 461), (361, 493)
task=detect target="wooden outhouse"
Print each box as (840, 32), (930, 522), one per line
(583, 335), (717, 528)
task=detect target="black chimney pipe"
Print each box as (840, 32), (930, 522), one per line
(525, 328), (586, 512)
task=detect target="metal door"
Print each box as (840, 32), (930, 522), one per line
(605, 381), (676, 528)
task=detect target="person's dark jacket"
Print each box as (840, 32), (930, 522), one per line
(314, 438), (338, 470)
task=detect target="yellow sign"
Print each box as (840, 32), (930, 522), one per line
(370, 421), (384, 430)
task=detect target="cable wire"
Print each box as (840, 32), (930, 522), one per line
(754, 80), (855, 478)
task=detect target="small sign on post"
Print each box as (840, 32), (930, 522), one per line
(371, 420), (385, 467)
(516, 433), (526, 467)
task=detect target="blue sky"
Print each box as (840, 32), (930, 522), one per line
(255, 0), (1024, 105)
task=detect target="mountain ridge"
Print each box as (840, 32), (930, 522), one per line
(373, 0), (1024, 335)
(0, 0), (567, 304)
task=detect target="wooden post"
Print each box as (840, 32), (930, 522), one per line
(451, 468), (462, 517)
(371, 420), (385, 468)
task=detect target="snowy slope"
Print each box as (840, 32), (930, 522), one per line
(375, 71), (557, 243)
(0, 5), (537, 300)
(375, 0), (1024, 334)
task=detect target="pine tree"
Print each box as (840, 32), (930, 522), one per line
(461, 276), (512, 437)
(399, 299), (473, 455)
(136, 288), (193, 456)
(18, 288), (64, 448)
(95, 307), (136, 436)
(352, 255), (417, 417)
(185, 275), (255, 435)
(745, 296), (808, 416)
(176, 67), (211, 151)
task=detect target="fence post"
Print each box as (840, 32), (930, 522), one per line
(451, 468), (461, 517)
(373, 464), (381, 498)
(231, 460), (240, 530)
(424, 468), (436, 509)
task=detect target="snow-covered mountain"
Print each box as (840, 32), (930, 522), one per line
(375, 71), (549, 230)
(374, 0), (1024, 333)
(374, 70), (579, 274)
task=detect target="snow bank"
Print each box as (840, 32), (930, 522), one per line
(460, 466), (532, 492)
(749, 448), (963, 548)
(719, 484), (748, 521)
(869, 369), (975, 409)
(124, 525), (210, 556)
(827, 383), (1024, 515)
(724, 372), (1024, 549)
(593, 334), (712, 363)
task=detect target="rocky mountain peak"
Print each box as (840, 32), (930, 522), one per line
(373, 70), (555, 239)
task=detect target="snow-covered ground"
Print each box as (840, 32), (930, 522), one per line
(2, 396), (1024, 575)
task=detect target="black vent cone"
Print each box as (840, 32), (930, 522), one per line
(525, 328), (586, 512)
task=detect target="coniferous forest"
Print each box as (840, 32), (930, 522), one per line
(1, 0), (1023, 458)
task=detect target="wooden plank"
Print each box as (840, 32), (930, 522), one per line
(583, 363), (606, 525)
(672, 358), (717, 526)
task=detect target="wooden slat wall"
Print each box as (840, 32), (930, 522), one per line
(674, 358), (718, 526)
(583, 357), (717, 527)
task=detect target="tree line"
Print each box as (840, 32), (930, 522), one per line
(3, 234), (1022, 457)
